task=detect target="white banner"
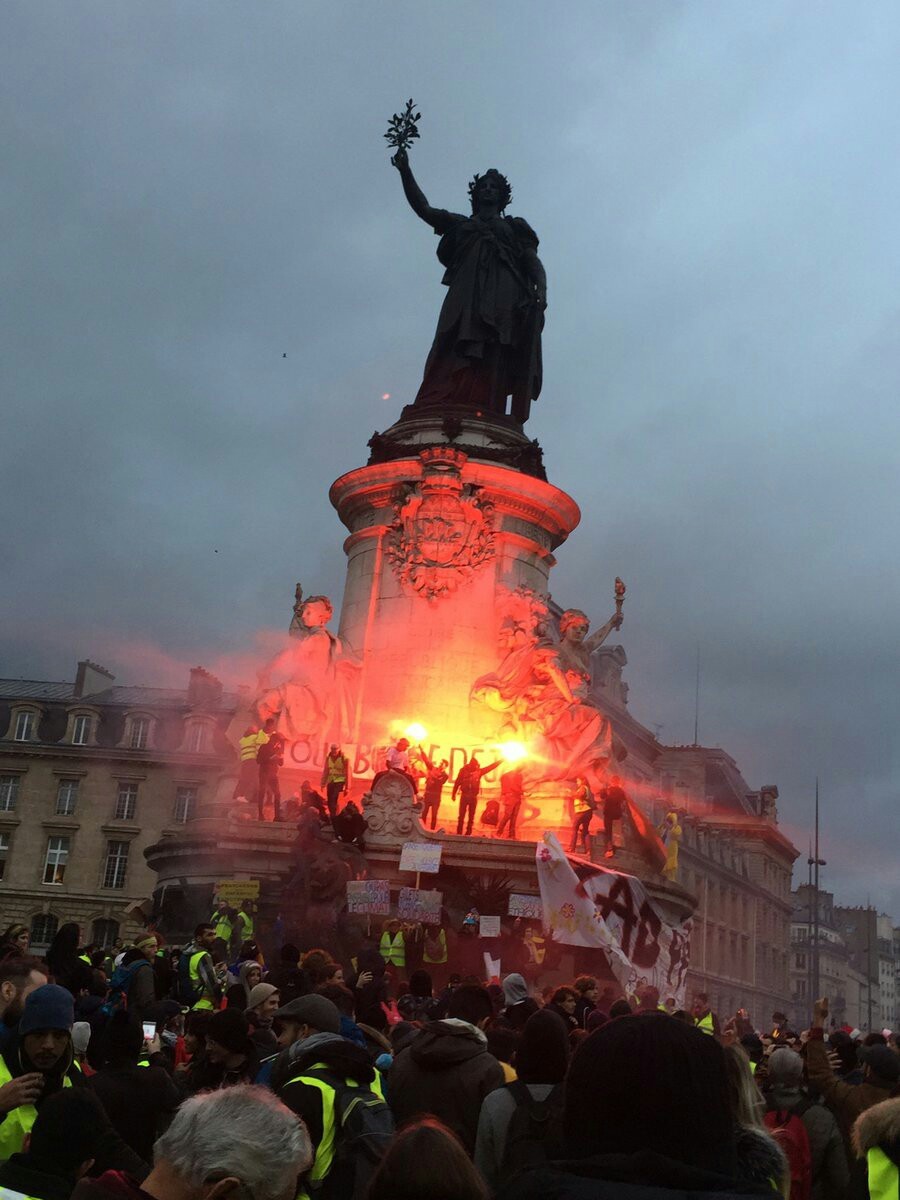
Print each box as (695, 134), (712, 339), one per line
(535, 833), (692, 1006)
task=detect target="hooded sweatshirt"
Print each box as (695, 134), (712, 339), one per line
(389, 1019), (505, 1154)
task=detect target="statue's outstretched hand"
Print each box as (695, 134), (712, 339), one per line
(391, 147), (409, 171)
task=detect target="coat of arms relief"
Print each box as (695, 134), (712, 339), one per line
(385, 448), (495, 600)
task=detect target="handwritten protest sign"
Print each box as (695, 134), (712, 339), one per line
(399, 843), (442, 874)
(508, 893), (543, 921)
(397, 887), (442, 923)
(479, 915), (502, 938)
(346, 879), (391, 915)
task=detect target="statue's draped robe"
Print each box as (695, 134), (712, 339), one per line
(415, 210), (543, 419)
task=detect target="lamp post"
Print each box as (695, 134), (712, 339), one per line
(808, 779), (826, 1003)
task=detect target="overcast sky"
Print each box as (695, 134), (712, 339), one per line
(3, 1), (898, 915)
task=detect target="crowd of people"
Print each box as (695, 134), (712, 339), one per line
(0, 917), (897, 1200)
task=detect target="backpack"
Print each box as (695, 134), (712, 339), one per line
(481, 799), (500, 826)
(499, 1080), (565, 1184)
(100, 959), (148, 1018)
(763, 1106), (812, 1200)
(310, 1070), (395, 1200)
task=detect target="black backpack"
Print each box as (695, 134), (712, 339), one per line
(307, 1068), (394, 1200)
(499, 1080), (565, 1184)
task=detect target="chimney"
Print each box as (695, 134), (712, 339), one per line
(74, 660), (115, 698)
(187, 666), (224, 709)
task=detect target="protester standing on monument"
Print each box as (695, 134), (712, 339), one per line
(420, 754), (451, 830)
(452, 756), (502, 837)
(233, 723), (266, 805)
(321, 743), (350, 817)
(257, 716), (285, 821)
(568, 776), (595, 853)
(496, 767), (525, 839)
(599, 774), (628, 859)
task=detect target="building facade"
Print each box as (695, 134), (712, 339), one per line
(0, 662), (238, 953)
(789, 888), (899, 1033)
(644, 746), (798, 1026)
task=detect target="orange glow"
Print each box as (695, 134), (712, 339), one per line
(498, 740), (528, 762)
(381, 392), (391, 400)
(404, 722), (428, 742)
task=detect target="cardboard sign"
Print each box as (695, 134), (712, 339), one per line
(399, 842), (442, 874)
(479, 915), (502, 938)
(508, 893), (543, 921)
(397, 887), (443, 923)
(215, 880), (260, 904)
(346, 879), (391, 915)
(483, 952), (501, 981)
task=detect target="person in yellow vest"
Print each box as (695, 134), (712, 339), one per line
(659, 810), (682, 881)
(233, 723), (267, 805)
(320, 743), (350, 819)
(568, 775), (595, 854)
(209, 903), (235, 959)
(181, 925), (223, 1012)
(0, 1088), (109, 1197)
(274, 995), (392, 1200)
(0, 985), (146, 1181)
(422, 923), (448, 967)
(691, 992), (721, 1037)
(379, 920), (406, 970)
(852, 1095), (900, 1200)
(229, 902), (255, 953)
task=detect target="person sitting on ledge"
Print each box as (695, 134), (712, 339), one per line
(333, 799), (367, 850)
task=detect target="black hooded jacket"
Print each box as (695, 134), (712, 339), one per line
(277, 1033), (378, 1151)
(389, 1020), (505, 1154)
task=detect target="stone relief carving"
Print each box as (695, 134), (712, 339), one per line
(471, 585), (616, 791)
(385, 448), (495, 601)
(361, 770), (419, 843)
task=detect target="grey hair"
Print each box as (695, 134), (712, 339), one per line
(153, 1085), (311, 1200)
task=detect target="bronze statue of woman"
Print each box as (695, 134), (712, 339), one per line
(392, 147), (547, 424)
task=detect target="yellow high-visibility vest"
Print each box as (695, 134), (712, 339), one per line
(211, 911), (233, 943)
(379, 930), (405, 968)
(867, 1147), (899, 1200)
(288, 1064), (385, 1198)
(696, 1012), (715, 1035)
(0, 1057), (71, 1162)
(189, 950), (216, 1010)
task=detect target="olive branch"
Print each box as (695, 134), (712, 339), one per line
(384, 98), (421, 155)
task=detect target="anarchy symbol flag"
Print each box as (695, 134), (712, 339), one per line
(535, 833), (692, 1006)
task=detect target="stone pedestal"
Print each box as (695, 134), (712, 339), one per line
(330, 410), (579, 761)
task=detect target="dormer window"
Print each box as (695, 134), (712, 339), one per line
(14, 712), (34, 742)
(129, 718), (150, 750)
(183, 716), (216, 755)
(72, 715), (91, 745)
(64, 707), (100, 747)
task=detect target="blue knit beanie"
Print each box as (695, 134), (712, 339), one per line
(20, 984), (74, 1035)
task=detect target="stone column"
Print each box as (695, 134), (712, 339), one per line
(329, 437), (579, 756)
